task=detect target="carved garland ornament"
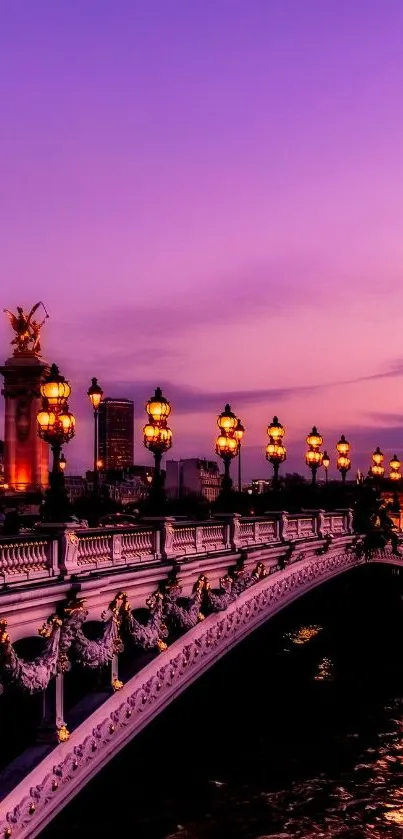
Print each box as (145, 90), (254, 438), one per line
(0, 547), (371, 839)
(0, 561), (270, 697)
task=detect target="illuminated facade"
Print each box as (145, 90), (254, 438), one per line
(0, 354), (49, 492)
(98, 398), (134, 471)
(166, 458), (221, 502)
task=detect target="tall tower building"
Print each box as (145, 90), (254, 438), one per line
(98, 398), (134, 470)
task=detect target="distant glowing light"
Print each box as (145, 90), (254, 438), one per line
(284, 624), (323, 646)
(314, 656), (333, 681)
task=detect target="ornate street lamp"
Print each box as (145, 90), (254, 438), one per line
(370, 446), (384, 477)
(305, 426), (323, 485)
(266, 416), (286, 487)
(234, 418), (245, 492)
(390, 454), (401, 482)
(37, 364), (75, 521)
(322, 451), (330, 485)
(215, 404), (239, 493)
(143, 387), (172, 503)
(87, 377), (104, 499)
(370, 447), (384, 492)
(336, 434), (351, 484)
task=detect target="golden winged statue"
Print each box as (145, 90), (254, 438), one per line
(3, 302), (49, 355)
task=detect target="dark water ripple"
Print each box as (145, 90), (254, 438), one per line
(42, 565), (403, 839)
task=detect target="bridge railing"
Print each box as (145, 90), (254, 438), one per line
(0, 534), (57, 582)
(0, 509), (353, 583)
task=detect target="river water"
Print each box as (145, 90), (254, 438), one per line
(43, 563), (403, 838)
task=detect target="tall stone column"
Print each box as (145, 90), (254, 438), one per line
(0, 353), (49, 492)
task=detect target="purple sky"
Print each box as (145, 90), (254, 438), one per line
(1, 0), (403, 481)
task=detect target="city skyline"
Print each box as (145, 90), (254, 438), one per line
(1, 1), (403, 477)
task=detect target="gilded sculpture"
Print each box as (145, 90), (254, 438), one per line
(3, 302), (49, 355)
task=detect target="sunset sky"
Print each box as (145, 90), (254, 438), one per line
(1, 0), (403, 480)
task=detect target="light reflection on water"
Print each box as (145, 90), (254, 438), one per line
(284, 624), (323, 647)
(238, 703), (403, 839)
(313, 656), (333, 681)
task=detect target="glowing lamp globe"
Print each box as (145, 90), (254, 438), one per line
(87, 377), (103, 410)
(306, 449), (323, 467)
(267, 416), (285, 441)
(336, 435), (350, 456)
(337, 455), (351, 472)
(58, 409), (75, 439)
(371, 464), (384, 478)
(322, 452), (330, 470)
(217, 404), (237, 433)
(37, 409), (56, 435)
(266, 442), (286, 463)
(143, 423), (160, 445)
(306, 426), (323, 449)
(158, 426), (173, 448)
(390, 471), (401, 481)
(372, 447), (384, 466)
(216, 434), (238, 457)
(390, 455), (401, 472)
(40, 364), (71, 407)
(146, 387), (171, 423)
(234, 419), (245, 442)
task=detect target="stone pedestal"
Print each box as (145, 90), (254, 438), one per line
(0, 353), (49, 492)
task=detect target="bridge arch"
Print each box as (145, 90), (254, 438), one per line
(0, 544), (378, 839)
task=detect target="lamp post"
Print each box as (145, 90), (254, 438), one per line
(336, 434), (351, 484)
(215, 404), (238, 494)
(266, 416), (286, 487)
(370, 446), (384, 492)
(322, 451), (330, 485)
(234, 418), (245, 492)
(143, 387), (172, 505)
(305, 426), (324, 485)
(37, 363), (75, 521)
(389, 454), (401, 482)
(87, 377), (104, 499)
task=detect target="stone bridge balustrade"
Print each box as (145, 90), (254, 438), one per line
(0, 510), (354, 587)
(0, 535), (57, 583)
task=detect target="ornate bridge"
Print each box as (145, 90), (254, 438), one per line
(0, 509), (396, 838)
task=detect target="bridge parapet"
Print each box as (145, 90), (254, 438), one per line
(0, 509), (353, 586)
(0, 535), (56, 583)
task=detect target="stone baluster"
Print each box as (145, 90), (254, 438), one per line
(279, 511), (289, 542)
(316, 509), (325, 539)
(195, 525), (203, 553)
(47, 538), (59, 576)
(112, 534), (122, 562)
(160, 518), (177, 560)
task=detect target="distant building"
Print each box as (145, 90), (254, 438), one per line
(251, 479), (270, 494)
(65, 475), (87, 503)
(107, 475), (150, 505)
(166, 458), (221, 502)
(98, 399), (134, 471)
